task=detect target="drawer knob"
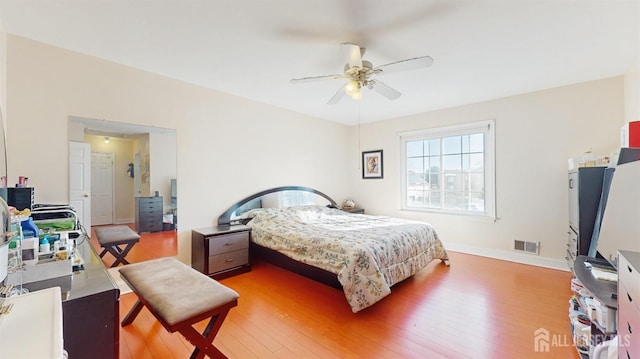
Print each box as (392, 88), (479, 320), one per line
(628, 265), (633, 273)
(225, 258), (235, 263)
(629, 322), (633, 334)
(628, 292), (633, 303)
(224, 243), (233, 246)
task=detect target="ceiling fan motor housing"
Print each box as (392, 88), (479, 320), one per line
(344, 60), (373, 87)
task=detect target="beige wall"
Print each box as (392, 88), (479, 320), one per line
(0, 20), (5, 128)
(350, 77), (625, 268)
(6, 35), (351, 263)
(149, 132), (177, 211)
(625, 56), (640, 123)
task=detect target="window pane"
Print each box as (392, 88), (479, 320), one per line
(407, 171), (425, 188)
(407, 190), (426, 206)
(470, 153), (484, 171)
(444, 172), (461, 191)
(407, 140), (423, 157)
(428, 157), (440, 173)
(469, 172), (484, 193)
(470, 133), (484, 153)
(443, 154), (461, 171)
(443, 136), (461, 155)
(428, 190), (441, 208)
(468, 192), (485, 211)
(462, 154), (470, 171)
(407, 157), (423, 174)
(444, 191), (464, 209)
(427, 157), (440, 189)
(462, 135), (470, 153)
(429, 139), (440, 156)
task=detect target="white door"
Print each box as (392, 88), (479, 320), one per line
(91, 152), (114, 226)
(69, 142), (91, 231)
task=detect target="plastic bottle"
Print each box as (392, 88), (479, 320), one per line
(21, 217), (39, 238)
(39, 236), (50, 253)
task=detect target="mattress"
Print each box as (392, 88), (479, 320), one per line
(243, 205), (449, 312)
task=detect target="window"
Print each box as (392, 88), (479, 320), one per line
(400, 120), (495, 218)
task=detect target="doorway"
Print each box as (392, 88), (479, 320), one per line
(91, 152), (114, 226)
(68, 117), (177, 230)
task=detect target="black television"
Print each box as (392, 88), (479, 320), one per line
(593, 160), (640, 268)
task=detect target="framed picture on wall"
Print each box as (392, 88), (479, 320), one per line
(362, 150), (383, 179)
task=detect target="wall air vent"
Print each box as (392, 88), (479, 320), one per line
(514, 240), (540, 255)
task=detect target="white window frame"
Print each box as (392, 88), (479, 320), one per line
(399, 120), (496, 218)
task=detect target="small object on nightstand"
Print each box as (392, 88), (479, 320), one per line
(342, 199), (364, 213)
(342, 207), (364, 214)
(342, 199), (355, 208)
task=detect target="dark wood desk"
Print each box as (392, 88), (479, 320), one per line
(22, 235), (120, 359)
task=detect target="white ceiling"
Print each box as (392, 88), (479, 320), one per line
(0, 1), (638, 126)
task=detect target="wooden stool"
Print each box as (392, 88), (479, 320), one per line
(95, 226), (140, 267)
(119, 257), (239, 359)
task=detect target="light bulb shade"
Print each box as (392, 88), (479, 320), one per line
(344, 80), (359, 95)
(351, 88), (362, 100)
(104, 136), (110, 143)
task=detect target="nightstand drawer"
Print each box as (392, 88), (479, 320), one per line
(209, 249), (249, 273)
(208, 231), (249, 254)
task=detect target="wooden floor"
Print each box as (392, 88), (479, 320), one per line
(91, 225), (580, 359)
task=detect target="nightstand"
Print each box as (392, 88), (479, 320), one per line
(191, 225), (251, 279)
(342, 207), (364, 214)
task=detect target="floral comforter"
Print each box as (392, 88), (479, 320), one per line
(243, 205), (449, 313)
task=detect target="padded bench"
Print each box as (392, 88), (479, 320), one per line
(95, 225), (140, 267)
(119, 257), (239, 359)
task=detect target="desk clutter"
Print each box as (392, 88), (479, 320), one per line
(3, 203), (85, 296)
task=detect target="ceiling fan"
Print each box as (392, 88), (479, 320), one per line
(290, 42), (433, 104)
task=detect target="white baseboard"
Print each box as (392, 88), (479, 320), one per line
(443, 241), (570, 272)
(114, 218), (134, 225)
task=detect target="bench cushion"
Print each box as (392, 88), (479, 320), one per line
(119, 257), (239, 326)
(95, 226), (140, 245)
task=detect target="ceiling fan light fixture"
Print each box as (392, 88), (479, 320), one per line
(290, 43), (433, 104)
(344, 80), (359, 95)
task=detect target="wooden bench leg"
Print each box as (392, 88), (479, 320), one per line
(121, 299), (145, 326)
(101, 242), (137, 267)
(179, 312), (230, 359)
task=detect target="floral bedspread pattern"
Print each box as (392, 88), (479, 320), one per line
(244, 205), (449, 313)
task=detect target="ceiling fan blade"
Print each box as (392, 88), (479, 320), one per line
(327, 84), (347, 104)
(341, 42), (363, 69)
(370, 80), (401, 100)
(374, 56), (433, 75)
(291, 74), (344, 84)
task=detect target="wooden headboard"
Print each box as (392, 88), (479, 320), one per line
(217, 186), (338, 226)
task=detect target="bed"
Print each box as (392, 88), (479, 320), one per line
(217, 186), (449, 313)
